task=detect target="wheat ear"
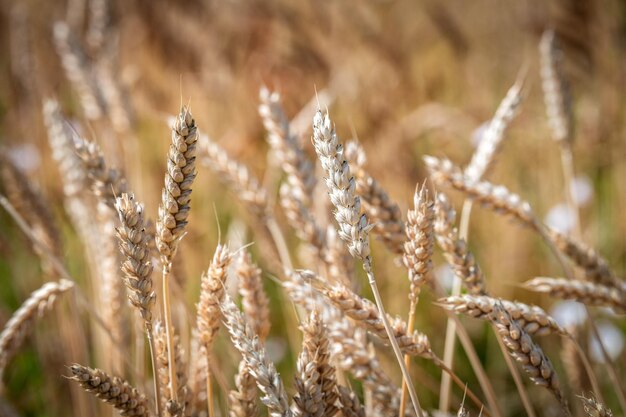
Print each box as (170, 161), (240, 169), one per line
(69, 364), (151, 417)
(236, 250), (271, 342)
(489, 304), (570, 415)
(228, 360), (259, 417)
(220, 295), (292, 417)
(524, 277), (626, 313)
(114, 193), (161, 415)
(156, 106), (198, 405)
(0, 280), (73, 377)
(196, 243), (231, 416)
(337, 386), (365, 417)
(154, 321), (190, 417)
(311, 108), (424, 417)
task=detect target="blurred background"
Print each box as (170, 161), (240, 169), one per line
(0, 0), (625, 416)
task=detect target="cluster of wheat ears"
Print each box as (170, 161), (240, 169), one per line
(0, 14), (623, 417)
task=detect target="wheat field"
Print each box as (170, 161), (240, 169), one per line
(0, 1), (625, 417)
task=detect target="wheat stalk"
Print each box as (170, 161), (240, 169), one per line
(0, 280), (73, 377)
(220, 295), (292, 417)
(69, 364), (151, 417)
(524, 277), (626, 313)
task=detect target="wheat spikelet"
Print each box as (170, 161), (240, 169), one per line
(311, 109), (372, 264)
(403, 184), (435, 304)
(540, 30), (574, 145)
(229, 360), (259, 417)
(323, 225), (354, 286)
(490, 303), (568, 411)
(86, 0), (109, 53)
(69, 364), (150, 417)
(426, 156), (538, 230)
(236, 251), (271, 342)
(465, 77), (524, 181)
(201, 135), (269, 219)
(293, 311), (338, 417)
(196, 244), (232, 351)
(439, 295), (567, 336)
(434, 193), (487, 295)
(156, 106), (198, 262)
(0, 280), (73, 377)
(115, 193), (156, 327)
(52, 22), (106, 120)
(220, 295), (292, 417)
(579, 394), (613, 417)
(337, 386), (365, 417)
(547, 229), (620, 289)
(154, 321), (190, 417)
(524, 277), (626, 313)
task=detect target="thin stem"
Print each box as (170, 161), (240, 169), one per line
(559, 144), (582, 239)
(569, 336), (603, 404)
(265, 216), (293, 270)
(586, 308), (626, 413)
(207, 367), (215, 417)
(432, 356), (491, 416)
(494, 332), (537, 417)
(399, 299), (418, 417)
(365, 265), (424, 417)
(161, 264), (179, 402)
(439, 199), (473, 411)
(433, 282), (502, 417)
(147, 325), (164, 417)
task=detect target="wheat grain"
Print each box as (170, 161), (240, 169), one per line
(0, 280), (73, 377)
(524, 277), (626, 313)
(337, 386), (365, 417)
(69, 364), (150, 417)
(221, 295), (292, 417)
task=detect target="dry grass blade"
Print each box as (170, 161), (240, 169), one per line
(524, 277), (626, 313)
(426, 157), (538, 230)
(579, 394), (613, 417)
(69, 364), (151, 417)
(434, 194), (487, 295)
(220, 295), (292, 417)
(547, 229), (621, 289)
(439, 295), (567, 336)
(489, 303), (569, 414)
(229, 360), (259, 417)
(540, 30), (574, 145)
(0, 280), (74, 377)
(237, 250), (271, 342)
(465, 77), (524, 181)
